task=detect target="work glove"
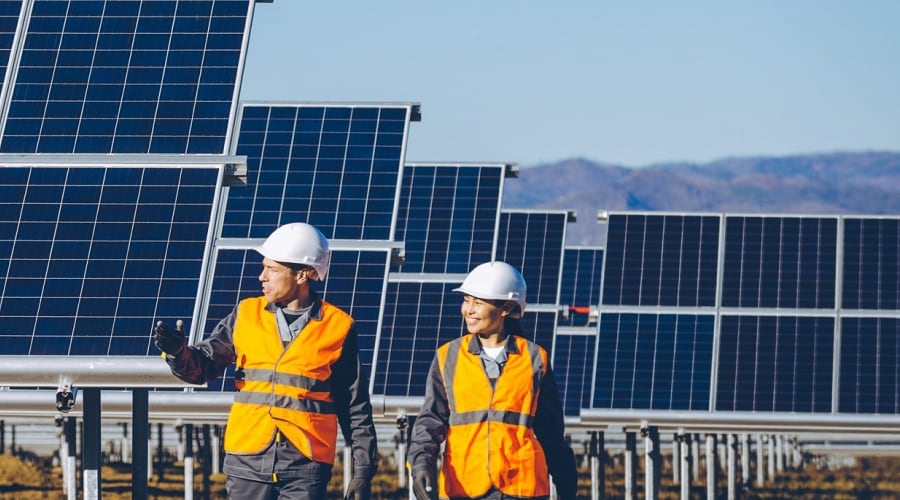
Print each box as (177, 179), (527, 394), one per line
(412, 470), (437, 500)
(154, 320), (186, 355)
(343, 476), (371, 500)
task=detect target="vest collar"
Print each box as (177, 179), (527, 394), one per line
(264, 290), (324, 321)
(466, 333), (521, 355)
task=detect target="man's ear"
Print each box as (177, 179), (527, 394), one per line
(500, 301), (515, 316)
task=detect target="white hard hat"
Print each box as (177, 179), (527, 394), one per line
(453, 261), (527, 317)
(256, 223), (330, 280)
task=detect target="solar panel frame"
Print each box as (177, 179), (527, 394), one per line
(496, 209), (569, 307)
(393, 162), (508, 274)
(601, 212), (720, 307)
(591, 312), (715, 411)
(0, 0), (256, 155)
(222, 102), (419, 241)
(842, 216), (900, 311)
(0, 158), (226, 357)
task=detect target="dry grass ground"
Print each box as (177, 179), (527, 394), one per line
(1, 453), (898, 499)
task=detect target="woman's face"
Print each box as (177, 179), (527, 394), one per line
(460, 295), (508, 335)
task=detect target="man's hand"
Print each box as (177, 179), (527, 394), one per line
(343, 476), (371, 500)
(412, 470), (437, 500)
(154, 320), (186, 355)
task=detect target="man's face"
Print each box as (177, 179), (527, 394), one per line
(460, 295), (508, 336)
(258, 257), (303, 306)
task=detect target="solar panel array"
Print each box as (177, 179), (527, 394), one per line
(1, 1), (898, 421)
(591, 212), (900, 416)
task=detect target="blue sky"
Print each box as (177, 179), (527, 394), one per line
(239, 1), (900, 168)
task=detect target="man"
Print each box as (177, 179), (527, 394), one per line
(407, 261), (578, 500)
(155, 222), (377, 499)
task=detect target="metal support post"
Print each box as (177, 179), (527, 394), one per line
(672, 433), (681, 484)
(776, 435), (784, 473)
(679, 432), (691, 500)
(624, 431), (636, 500)
(157, 423), (166, 482)
(65, 417), (77, 500)
(705, 434), (717, 500)
(201, 424), (212, 500)
(741, 433), (750, 487)
(642, 426), (660, 500)
(184, 423), (194, 500)
(132, 389), (149, 500)
(343, 445), (352, 494)
(589, 431), (605, 500)
(756, 433), (765, 486)
(82, 388), (101, 500)
(727, 434), (737, 500)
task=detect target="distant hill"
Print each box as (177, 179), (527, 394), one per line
(500, 152), (900, 246)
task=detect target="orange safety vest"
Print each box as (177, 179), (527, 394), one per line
(437, 334), (550, 498)
(223, 296), (353, 464)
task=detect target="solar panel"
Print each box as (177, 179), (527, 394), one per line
(0, 163), (221, 356)
(839, 317), (899, 414)
(842, 217), (900, 310)
(716, 315), (834, 413)
(592, 313), (713, 411)
(372, 280), (463, 397)
(393, 162), (506, 274)
(1, 0), (253, 154)
(722, 216), (837, 309)
(559, 246), (603, 327)
(497, 210), (568, 306)
(553, 332), (596, 417)
(601, 213), (720, 307)
(201, 247), (392, 392)
(222, 103), (418, 240)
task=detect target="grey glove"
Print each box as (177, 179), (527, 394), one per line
(343, 476), (371, 500)
(154, 320), (185, 355)
(412, 470), (437, 500)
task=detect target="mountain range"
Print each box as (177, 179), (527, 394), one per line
(500, 151), (900, 246)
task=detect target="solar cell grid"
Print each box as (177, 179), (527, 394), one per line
(842, 218), (900, 310)
(373, 281), (463, 397)
(0, 164), (220, 356)
(601, 213), (719, 307)
(592, 313), (713, 411)
(1, 0), (252, 154)
(223, 103), (414, 240)
(393, 163), (503, 274)
(716, 315), (834, 412)
(553, 333), (596, 417)
(839, 317), (900, 414)
(721, 216), (837, 308)
(497, 211), (567, 305)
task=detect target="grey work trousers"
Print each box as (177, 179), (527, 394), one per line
(225, 460), (332, 499)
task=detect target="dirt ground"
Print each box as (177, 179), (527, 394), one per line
(1, 453), (899, 499)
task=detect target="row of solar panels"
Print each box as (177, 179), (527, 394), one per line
(0, 1), (897, 419)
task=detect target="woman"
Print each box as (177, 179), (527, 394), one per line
(407, 261), (578, 500)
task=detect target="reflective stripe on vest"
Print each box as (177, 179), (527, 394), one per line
(224, 296), (352, 464)
(438, 334), (550, 498)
